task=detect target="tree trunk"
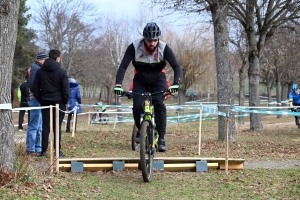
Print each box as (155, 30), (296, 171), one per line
(248, 54), (263, 130)
(246, 0), (263, 131)
(211, 2), (235, 142)
(276, 80), (282, 118)
(0, 0), (20, 173)
(267, 84), (272, 106)
(238, 60), (247, 125)
(281, 83), (288, 104)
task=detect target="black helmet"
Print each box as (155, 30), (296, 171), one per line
(143, 22), (161, 40)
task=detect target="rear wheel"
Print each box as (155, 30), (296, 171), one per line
(100, 114), (109, 125)
(90, 114), (97, 124)
(140, 121), (154, 182)
(131, 123), (139, 150)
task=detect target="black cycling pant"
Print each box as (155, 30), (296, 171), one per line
(292, 104), (300, 125)
(18, 102), (30, 130)
(132, 75), (167, 140)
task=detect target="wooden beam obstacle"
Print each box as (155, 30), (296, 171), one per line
(58, 157), (245, 172)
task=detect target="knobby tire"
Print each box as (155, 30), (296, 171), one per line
(140, 121), (154, 182)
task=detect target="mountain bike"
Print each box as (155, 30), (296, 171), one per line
(123, 90), (170, 182)
(90, 108), (109, 125)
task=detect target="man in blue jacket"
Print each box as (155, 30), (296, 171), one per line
(26, 51), (48, 155)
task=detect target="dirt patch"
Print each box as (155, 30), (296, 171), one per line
(244, 160), (300, 169)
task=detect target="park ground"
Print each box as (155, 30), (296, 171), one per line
(2, 99), (300, 199)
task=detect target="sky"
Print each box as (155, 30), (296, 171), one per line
(85, 0), (142, 17)
(26, 0), (210, 30)
(25, 0), (211, 45)
(84, 0), (209, 33)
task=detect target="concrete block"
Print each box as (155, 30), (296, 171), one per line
(196, 160), (208, 172)
(71, 161), (83, 173)
(153, 160), (164, 171)
(113, 161), (125, 171)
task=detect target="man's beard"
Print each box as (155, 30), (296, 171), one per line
(147, 44), (156, 51)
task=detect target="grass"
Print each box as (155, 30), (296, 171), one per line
(2, 110), (300, 199)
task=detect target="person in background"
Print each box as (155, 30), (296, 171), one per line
(18, 78), (30, 131)
(32, 49), (69, 157)
(25, 51), (47, 155)
(289, 83), (300, 129)
(114, 22), (182, 152)
(96, 102), (106, 119)
(66, 78), (82, 133)
(11, 85), (14, 104)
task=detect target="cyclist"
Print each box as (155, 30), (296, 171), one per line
(289, 83), (300, 129)
(94, 102), (106, 119)
(114, 22), (182, 152)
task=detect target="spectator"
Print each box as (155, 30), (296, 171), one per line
(25, 51), (47, 155)
(11, 85), (14, 104)
(32, 49), (69, 157)
(66, 78), (82, 133)
(289, 83), (300, 129)
(17, 78), (30, 131)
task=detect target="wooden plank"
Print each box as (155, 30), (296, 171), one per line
(58, 162), (220, 172)
(59, 157), (245, 164)
(219, 163), (244, 170)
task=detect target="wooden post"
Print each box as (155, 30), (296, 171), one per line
(50, 105), (53, 173)
(176, 111), (179, 130)
(55, 104), (60, 172)
(225, 117), (229, 175)
(198, 108), (202, 155)
(88, 110), (92, 131)
(71, 107), (77, 138)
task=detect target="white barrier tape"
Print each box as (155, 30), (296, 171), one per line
(11, 106), (52, 111)
(0, 103), (12, 110)
(14, 123), (28, 127)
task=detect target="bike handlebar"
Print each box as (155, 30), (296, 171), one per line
(121, 90), (172, 99)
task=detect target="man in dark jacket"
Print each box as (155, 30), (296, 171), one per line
(32, 49), (69, 157)
(18, 79), (30, 131)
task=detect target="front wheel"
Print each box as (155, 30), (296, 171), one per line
(140, 121), (154, 182)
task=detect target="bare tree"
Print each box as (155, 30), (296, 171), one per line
(164, 26), (215, 106)
(29, 0), (97, 74)
(228, 0), (300, 130)
(260, 58), (275, 103)
(273, 28), (300, 100)
(97, 16), (132, 104)
(0, 0), (20, 173)
(230, 24), (248, 124)
(153, 0), (236, 141)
